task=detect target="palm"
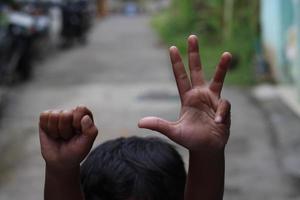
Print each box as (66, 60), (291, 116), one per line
(177, 88), (229, 151)
(139, 35), (231, 152)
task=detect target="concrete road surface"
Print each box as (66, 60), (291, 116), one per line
(0, 16), (298, 200)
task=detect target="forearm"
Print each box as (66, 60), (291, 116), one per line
(185, 150), (225, 200)
(44, 165), (84, 200)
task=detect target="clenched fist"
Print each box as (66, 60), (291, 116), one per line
(39, 106), (98, 171)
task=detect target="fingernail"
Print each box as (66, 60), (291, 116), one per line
(188, 35), (197, 39)
(137, 118), (146, 128)
(222, 51), (232, 57)
(222, 52), (232, 63)
(170, 46), (177, 51)
(215, 116), (222, 123)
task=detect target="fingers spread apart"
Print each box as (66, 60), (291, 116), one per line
(170, 36), (232, 102)
(209, 52), (232, 96)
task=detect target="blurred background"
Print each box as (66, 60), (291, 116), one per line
(0, 0), (300, 199)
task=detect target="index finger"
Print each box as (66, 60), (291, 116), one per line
(209, 52), (232, 96)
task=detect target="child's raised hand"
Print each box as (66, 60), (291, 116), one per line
(139, 35), (232, 153)
(39, 106), (98, 170)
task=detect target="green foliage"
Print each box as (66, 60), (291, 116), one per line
(152, 0), (259, 85)
(163, 1), (197, 34)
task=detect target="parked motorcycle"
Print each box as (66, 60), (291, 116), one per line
(60, 0), (93, 46)
(0, 1), (52, 84)
(0, 7), (35, 83)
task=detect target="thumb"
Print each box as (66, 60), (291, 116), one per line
(138, 117), (175, 138)
(215, 99), (231, 124)
(80, 115), (98, 145)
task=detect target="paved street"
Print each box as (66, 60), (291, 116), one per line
(0, 16), (299, 200)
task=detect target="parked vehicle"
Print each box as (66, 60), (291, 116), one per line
(0, 23), (12, 82)
(0, 0), (95, 84)
(0, 1), (53, 84)
(0, 4), (37, 83)
(60, 0), (94, 45)
(8, 11), (35, 81)
(23, 2), (51, 60)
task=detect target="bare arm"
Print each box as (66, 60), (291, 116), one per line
(139, 35), (232, 200)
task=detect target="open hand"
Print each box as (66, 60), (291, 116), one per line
(139, 35), (232, 153)
(39, 106), (98, 170)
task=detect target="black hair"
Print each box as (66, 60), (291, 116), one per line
(80, 136), (186, 200)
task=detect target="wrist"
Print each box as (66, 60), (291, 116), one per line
(44, 156), (82, 171)
(44, 163), (84, 200)
(189, 145), (225, 156)
(189, 148), (225, 164)
(46, 164), (81, 179)
(186, 148), (225, 200)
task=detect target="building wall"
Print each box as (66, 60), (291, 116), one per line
(293, 0), (300, 98)
(261, 0), (289, 82)
(261, 0), (300, 99)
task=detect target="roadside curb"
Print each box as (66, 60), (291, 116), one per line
(252, 85), (300, 179)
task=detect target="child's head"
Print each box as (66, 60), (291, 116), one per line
(80, 136), (186, 200)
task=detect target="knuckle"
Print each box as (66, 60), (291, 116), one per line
(191, 67), (201, 73)
(76, 106), (92, 117)
(209, 83), (221, 93)
(39, 113), (46, 122)
(48, 113), (57, 121)
(51, 110), (61, 118)
(40, 110), (50, 119)
(156, 118), (161, 127)
(77, 105), (88, 111)
(178, 73), (188, 80)
(156, 118), (165, 131)
(62, 110), (73, 121)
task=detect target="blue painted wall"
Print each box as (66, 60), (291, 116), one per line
(261, 0), (294, 82)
